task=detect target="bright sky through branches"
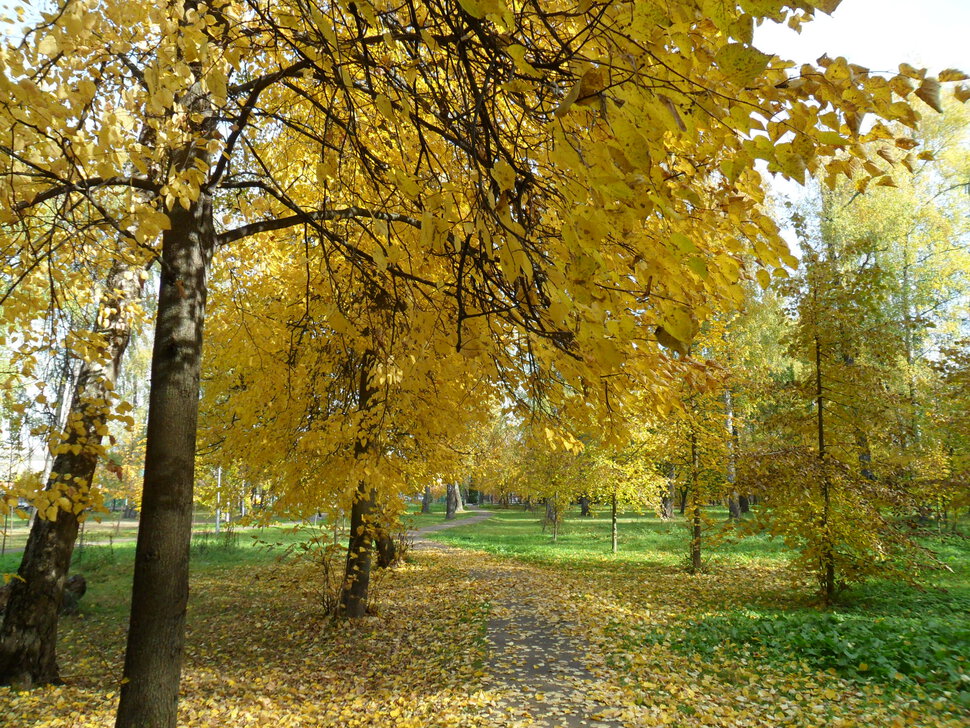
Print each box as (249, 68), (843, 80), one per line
(755, 0), (970, 72)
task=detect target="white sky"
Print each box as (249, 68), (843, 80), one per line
(755, 0), (970, 73)
(1, 0), (967, 71)
(754, 0), (970, 252)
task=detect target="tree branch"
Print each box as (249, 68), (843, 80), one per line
(217, 206), (421, 246)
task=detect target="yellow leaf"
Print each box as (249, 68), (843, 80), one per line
(670, 232), (699, 254)
(456, 0), (484, 19)
(37, 34), (58, 56)
(555, 79), (583, 118)
(915, 78), (944, 113)
(491, 159), (516, 191)
(660, 306), (697, 348)
(938, 68), (969, 82)
(810, 0), (843, 15)
(715, 43), (771, 86)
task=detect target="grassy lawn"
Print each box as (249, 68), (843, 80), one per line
(428, 505), (794, 567)
(430, 505), (970, 719)
(402, 501), (480, 531)
(0, 508), (273, 553)
(0, 501), (477, 554)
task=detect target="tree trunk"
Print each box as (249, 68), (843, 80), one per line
(724, 388), (741, 520)
(446, 483), (460, 520)
(375, 529), (396, 569)
(611, 490), (618, 554)
(678, 487), (688, 515)
(579, 496), (591, 517)
(420, 486), (432, 514)
(545, 499), (560, 542)
(115, 169), (216, 726)
(815, 333), (836, 603)
(341, 483), (377, 617)
(661, 464), (675, 519)
(689, 430), (702, 573)
(0, 260), (144, 689)
(738, 494), (750, 514)
(339, 353), (379, 619)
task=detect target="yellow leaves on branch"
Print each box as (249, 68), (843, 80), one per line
(2, 0), (968, 509)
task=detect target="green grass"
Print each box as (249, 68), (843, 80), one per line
(0, 508), (278, 551)
(429, 505), (970, 708)
(0, 523), (321, 614)
(403, 501), (480, 531)
(628, 607), (970, 703)
(428, 505), (791, 566)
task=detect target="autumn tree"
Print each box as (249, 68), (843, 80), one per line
(0, 1), (957, 725)
(0, 256), (147, 688)
(582, 428), (668, 554)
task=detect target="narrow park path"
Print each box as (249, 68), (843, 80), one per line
(411, 510), (625, 728)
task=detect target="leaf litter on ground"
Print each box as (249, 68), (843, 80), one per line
(2, 537), (967, 727)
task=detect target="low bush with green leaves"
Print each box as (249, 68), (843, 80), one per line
(631, 609), (970, 703)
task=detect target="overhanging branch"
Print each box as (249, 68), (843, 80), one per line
(217, 206), (421, 246)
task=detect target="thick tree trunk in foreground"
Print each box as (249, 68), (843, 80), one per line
(375, 529), (396, 569)
(341, 482), (378, 617)
(115, 187), (215, 728)
(421, 486), (432, 513)
(0, 261), (143, 689)
(375, 501), (397, 569)
(339, 353), (379, 619)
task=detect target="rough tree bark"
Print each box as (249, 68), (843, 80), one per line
(114, 94), (217, 725)
(445, 483), (461, 520)
(339, 352), (379, 619)
(0, 262), (144, 688)
(420, 485), (432, 513)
